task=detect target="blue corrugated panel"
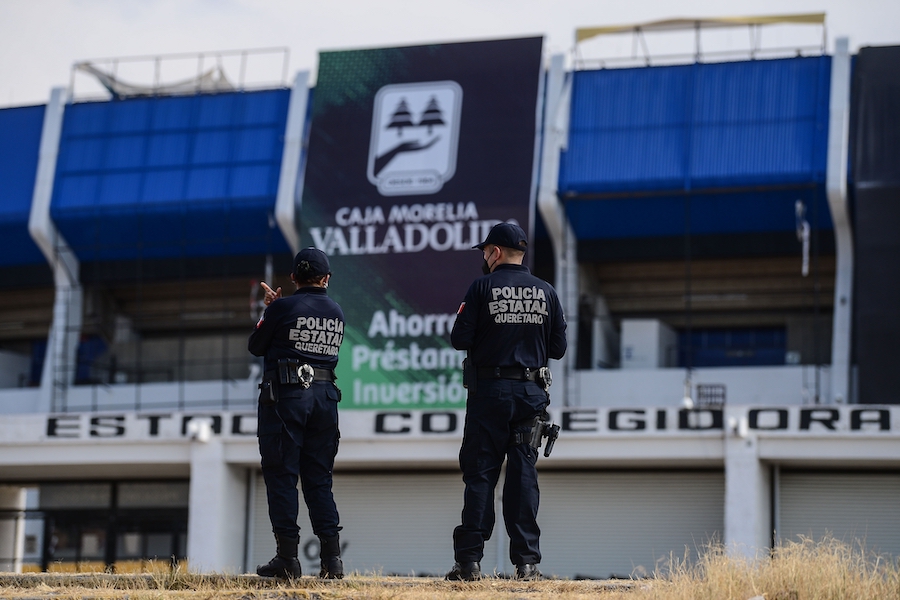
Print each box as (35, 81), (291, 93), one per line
(690, 58), (830, 188)
(560, 56), (831, 195)
(562, 65), (692, 192)
(50, 89), (292, 262)
(0, 105), (46, 267)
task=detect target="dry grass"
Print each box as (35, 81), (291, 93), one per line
(0, 537), (897, 599)
(637, 535), (900, 600)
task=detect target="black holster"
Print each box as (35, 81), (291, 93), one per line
(528, 409), (560, 457)
(258, 379), (277, 405)
(462, 356), (477, 394)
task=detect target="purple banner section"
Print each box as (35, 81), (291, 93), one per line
(299, 38), (544, 409)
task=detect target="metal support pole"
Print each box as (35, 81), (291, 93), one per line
(825, 37), (853, 403)
(537, 54), (577, 406)
(274, 71), (310, 253)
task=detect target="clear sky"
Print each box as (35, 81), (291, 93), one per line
(1, 0), (899, 108)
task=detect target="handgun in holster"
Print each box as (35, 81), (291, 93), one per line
(529, 409), (560, 457)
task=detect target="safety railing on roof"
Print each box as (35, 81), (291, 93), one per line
(69, 47), (290, 101)
(574, 13), (827, 69)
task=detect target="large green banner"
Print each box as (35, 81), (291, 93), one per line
(300, 37), (544, 410)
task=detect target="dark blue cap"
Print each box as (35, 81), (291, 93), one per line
(474, 222), (528, 252)
(294, 247), (331, 278)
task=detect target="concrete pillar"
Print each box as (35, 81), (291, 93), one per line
(537, 54), (577, 406)
(186, 425), (248, 574)
(825, 37), (853, 404)
(275, 70), (311, 254)
(723, 409), (771, 558)
(0, 486), (26, 572)
(28, 87), (82, 413)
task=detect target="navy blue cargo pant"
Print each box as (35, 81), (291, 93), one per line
(258, 381), (341, 539)
(453, 378), (548, 566)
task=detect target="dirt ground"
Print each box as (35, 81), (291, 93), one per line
(0, 573), (637, 600)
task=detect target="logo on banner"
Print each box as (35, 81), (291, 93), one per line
(367, 81), (463, 196)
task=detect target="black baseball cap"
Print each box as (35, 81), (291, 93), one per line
(294, 247), (331, 278)
(474, 222), (528, 252)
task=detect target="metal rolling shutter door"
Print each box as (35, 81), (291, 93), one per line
(250, 471), (499, 576)
(778, 472), (900, 557)
(538, 471), (725, 579)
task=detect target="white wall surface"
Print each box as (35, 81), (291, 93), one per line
(0, 351), (30, 389)
(575, 366), (831, 408)
(0, 379), (257, 415)
(620, 319), (677, 369)
(0, 388), (40, 415)
(0, 366), (835, 415)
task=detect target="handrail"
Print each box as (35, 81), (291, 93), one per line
(70, 47), (290, 101)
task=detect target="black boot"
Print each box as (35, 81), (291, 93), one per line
(446, 561), (481, 581)
(318, 534), (344, 579)
(257, 533), (302, 579)
(515, 563), (542, 580)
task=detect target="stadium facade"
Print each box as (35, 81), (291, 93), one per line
(0, 29), (898, 579)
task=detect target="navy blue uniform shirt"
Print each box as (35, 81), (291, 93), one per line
(451, 263), (566, 368)
(248, 286), (345, 372)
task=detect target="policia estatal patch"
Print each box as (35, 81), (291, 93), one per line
(488, 285), (549, 324)
(289, 316), (344, 355)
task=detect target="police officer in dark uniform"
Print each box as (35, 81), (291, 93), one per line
(446, 222), (567, 581)
(249, 247), (345, 579)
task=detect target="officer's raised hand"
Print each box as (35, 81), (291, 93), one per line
(260, 281), (282, 306)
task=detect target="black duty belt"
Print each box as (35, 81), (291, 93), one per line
(477, 366), (539, 381)
(271, 359), (336, 387)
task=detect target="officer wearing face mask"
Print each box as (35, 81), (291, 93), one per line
(446, 222), (567, 581)
(249, 247), (345, 580)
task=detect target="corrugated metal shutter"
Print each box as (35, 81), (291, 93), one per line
(250, 470), (725, 578)
(539, 471), (724, 579)
(778, 472), (900, 557)
(249, 471), (497, 576)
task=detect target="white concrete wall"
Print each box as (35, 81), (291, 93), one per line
(0, 367), (832, 415)
(0, 389), (40, 415)
(0, 351), (30, 389)
(620, 319), (677, 369)
(0, 380), (256, 415)
(575, 365), (830, 408)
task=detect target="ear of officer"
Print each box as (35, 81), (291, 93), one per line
(483, 243), (525, 271)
